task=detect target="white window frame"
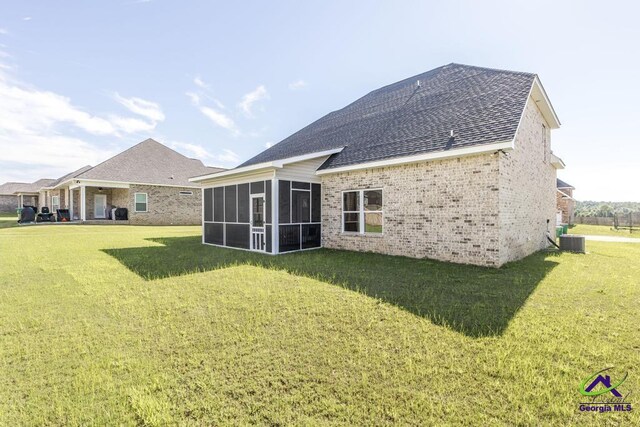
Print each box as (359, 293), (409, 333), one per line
(134, 192), (148, 213)
(341, 189), (383, 235)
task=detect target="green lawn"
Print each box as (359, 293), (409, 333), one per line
(570, 223), (640, 238)
(1, 226), (638, 425)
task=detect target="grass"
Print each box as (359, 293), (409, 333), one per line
(0, 213), (19, 229)
(570, 223), (640, 238)
(1, 225), (638, 425)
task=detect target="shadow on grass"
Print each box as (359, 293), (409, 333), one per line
(102, 236), (558, 338)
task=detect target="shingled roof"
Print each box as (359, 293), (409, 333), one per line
(240, 63), (549, 170)
(556, 178), (574, 189)
(0, 182), (31, 196)
(73, 139), (223, 187)
(47, 165), (93, 189)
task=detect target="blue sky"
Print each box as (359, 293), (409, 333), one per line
(0, 1), (638, 201)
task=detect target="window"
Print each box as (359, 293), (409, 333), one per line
(51, 195), (60, 211)
(134, 193), (148, 212)
(342, 189), (383, 234)
(179, 191), (193, 196)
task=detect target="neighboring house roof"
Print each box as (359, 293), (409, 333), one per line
(46, 165), (94, 189)
(4, 179), (56, 194)
(71, 138), (223, 187)
(0, 182), (31, 196)
(239, 63), (559, 171)
(556, 178), (574, 189)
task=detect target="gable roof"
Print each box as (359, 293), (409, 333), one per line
(46, 165), (93, 189)
(557, 178), (574, 189)
(239, 63), (559, 171)
(72, 139), (223, 187)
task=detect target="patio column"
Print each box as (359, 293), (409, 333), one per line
(80, 186), (86, 221)
(271, 178), (279, 254)
(69, 189), (74, 219)
(65, 187), (70, 209)
(20, 194), (24, 207)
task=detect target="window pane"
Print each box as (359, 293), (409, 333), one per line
(292, 190), (310, 223)
(364, 190), (382, 211)
(365, 213), (383, 233)
(343, 191), (359, 211)
(135, 202), (147, 212)
(135, 193), (146, 203)
(343, 212), (360, 232)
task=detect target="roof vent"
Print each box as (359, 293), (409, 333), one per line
(416, 80), (421, 88)
(450, 130), (455, 137)
(170, 175), (174, 180)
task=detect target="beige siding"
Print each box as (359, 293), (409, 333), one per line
(275, 157), (329, 183)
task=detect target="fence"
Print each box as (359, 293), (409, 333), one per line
(575, 213), (640, 229)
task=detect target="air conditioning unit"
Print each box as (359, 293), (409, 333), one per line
(559, 235), (585, 253)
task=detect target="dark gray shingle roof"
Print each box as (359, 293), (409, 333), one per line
(75, 139), (223, 187)
(0, 182), (31, 195)
(556, 178), (574, 189)
(48, 165), (93, 188)
(240, 63), (536, 170)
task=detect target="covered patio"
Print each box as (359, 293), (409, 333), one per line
(68, 182), (130, 221)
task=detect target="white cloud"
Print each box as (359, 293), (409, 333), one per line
(288, 79), (307, 90)
(0, 29), (8, 35)
(169, 141), (240, 166)
(23, 17), (32, 21)
(193, 76), (210, 90)
(265, 142), (273, 148)
(238, 85), (268, 117)
(0, 59), (164, 182)
(113, 93), (165, 122)
(186, 91), (238, 135)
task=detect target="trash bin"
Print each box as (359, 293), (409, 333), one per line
(556, 226), (563, 238)
(562, 224), (569, 235)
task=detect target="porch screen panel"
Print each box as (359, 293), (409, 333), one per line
(237, 183), (250, 223)
(279, 180), (290, 224)
(204, 188), (213, 222)
(250, 181), (264, 194)
(265, 180), (272, 223)
(311, 184), (321, 222)
(225, 224), (250, 249)
(204, 223), (223, 245)
(224, 185), (237, 223)
(302, 224), (321, 249)
(279, 224), (300, 252)
(292, 190), (310, 223)
(213, 187), (224, 222)
(265, 225), (272, 253)
(292, 181), (311, 190)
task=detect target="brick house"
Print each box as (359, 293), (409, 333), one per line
(191, 64), (564, 267)
(556, 178), (576, 224)
(39, 139), (223, 225)
(0, 179), (55, 214)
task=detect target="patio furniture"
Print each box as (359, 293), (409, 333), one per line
(37, 207), (56, 222)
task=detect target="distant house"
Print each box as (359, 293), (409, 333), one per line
(556, 178), (576, 224)
(0, 179), (55, 214)
(191, 63), (565, 267)
(41, 139), (223, 225)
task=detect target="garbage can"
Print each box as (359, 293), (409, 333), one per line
(562, 224), (569, 235)
(556, 226), (563, 238)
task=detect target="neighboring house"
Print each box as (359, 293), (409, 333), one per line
(0, 179), (55, 213)
(191, 63), (564, 267)
(556, 178), (576, 224)
(43, 139), (223, 225)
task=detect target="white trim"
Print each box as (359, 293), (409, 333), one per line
(531, 76), (561, 129)
(80, 186), (86, 221)
(250, 193), (266, 252)
(341, 189), (383, 235)
(134, 192), (148, 213)
(557, 189), (575, 201)
(272, 179), (279, 254)
(317, 141), (513, 175)
(550, 152), (565, 169)
(62, 179), (199, 191)
(189, 148), (344, 183)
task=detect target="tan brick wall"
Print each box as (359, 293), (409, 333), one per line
(85, 187), (114, 219)
(0, 195), (19, 213)
(556, 189), (574, 224)
(127, 184), (201, 225)
(498, 98), (557, 265)
(321, 155), (502, 266)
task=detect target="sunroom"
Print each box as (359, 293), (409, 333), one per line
(190, 149), (340, 254)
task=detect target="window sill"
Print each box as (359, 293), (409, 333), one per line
(340, 232), (384, 238)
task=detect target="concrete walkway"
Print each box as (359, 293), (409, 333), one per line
(580, 235), (640, 243)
